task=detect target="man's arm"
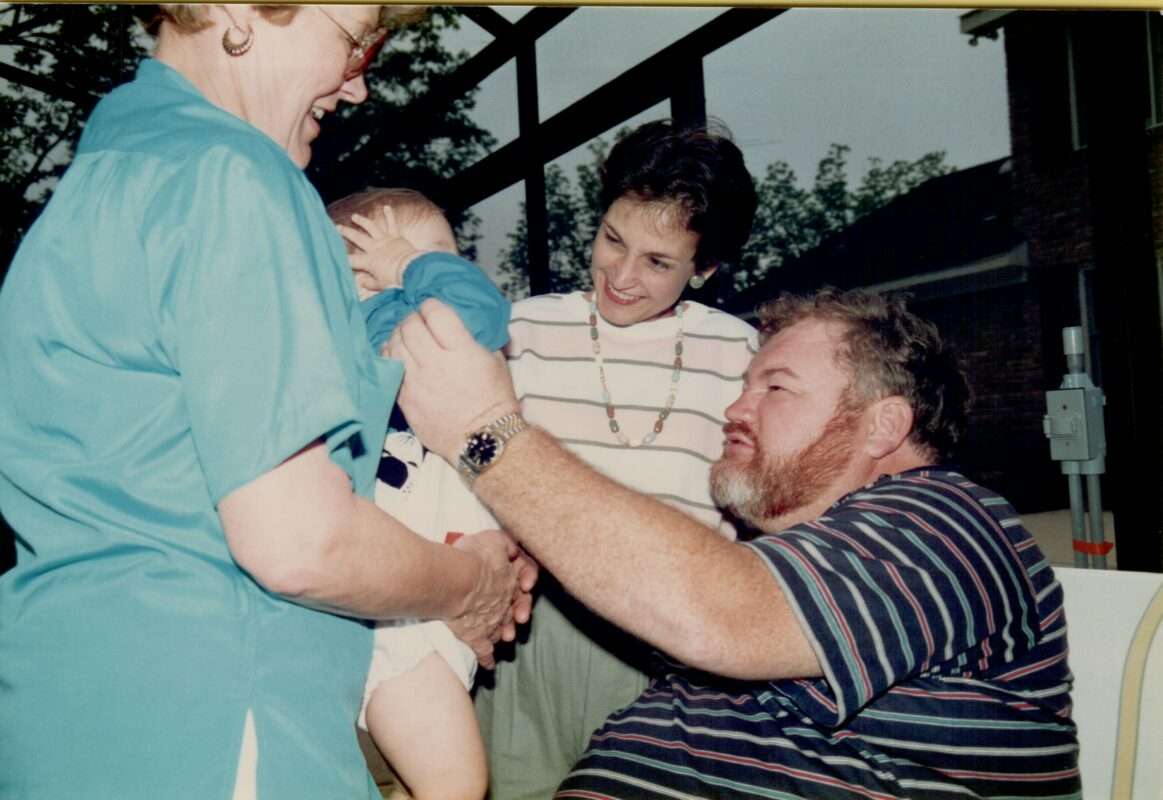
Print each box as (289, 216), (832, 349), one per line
(391, 300), (821, 681)
(475, 428), (820, 680)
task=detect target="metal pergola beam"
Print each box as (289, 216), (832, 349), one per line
(669, 60), (707, 130)
(415, 7), (575, 116)
(322, 5), (576, 195)
(515, 25), (549, 292)
(457, 6), (515, 39)
(445, 7), (783, 212)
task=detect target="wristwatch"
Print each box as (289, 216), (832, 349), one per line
(457, 412), (530, 483)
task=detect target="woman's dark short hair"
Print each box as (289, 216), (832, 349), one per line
(598, 119), (757, 272)
(757, 288), (971, 463)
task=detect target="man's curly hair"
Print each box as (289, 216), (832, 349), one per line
(757, 288), (970, 463)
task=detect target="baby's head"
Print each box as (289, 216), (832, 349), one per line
(326, 187), (458, 298)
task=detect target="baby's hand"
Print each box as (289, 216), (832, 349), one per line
(337, 205), (420, 293)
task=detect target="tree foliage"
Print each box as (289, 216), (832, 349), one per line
(497, 139), (954, 298)
(735, 144), (954, 291)
(0, 5), (147, 269)
(496, 137), (607, 298)
(0, 5), (494, 273)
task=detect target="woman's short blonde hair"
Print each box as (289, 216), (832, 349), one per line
(153, 5), (425, 35)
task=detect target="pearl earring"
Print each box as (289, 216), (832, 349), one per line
(222, 23), (255, 57)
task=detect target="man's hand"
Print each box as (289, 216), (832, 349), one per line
(444, 530), (522, 669)
(338, 205), (421, 294)
(508, 538), (539, 628)
(447, 528), (539, 632)
(387, 299), (519, 464)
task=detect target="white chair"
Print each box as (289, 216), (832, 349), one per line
(1055, 566), (1163, 799)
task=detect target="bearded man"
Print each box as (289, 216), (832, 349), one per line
(390, 288), (1080, 800)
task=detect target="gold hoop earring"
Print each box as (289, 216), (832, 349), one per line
(688, 274), (707, 290)
(222, 24), (254, 57)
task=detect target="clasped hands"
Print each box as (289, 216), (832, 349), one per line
(388, 298), (534, 668)
(445, 528), (537, 669)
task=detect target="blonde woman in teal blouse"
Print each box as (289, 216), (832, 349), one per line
(0, 6), (529, 798)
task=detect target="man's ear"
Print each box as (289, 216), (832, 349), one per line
(864, 396), (914, 459)
(697, 264), (718, 282)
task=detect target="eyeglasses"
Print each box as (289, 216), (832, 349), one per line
(315, 7), (388, 81)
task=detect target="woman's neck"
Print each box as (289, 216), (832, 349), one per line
(154, 27), (248, 122)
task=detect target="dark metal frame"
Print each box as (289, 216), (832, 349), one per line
(430, 6), (781, 295)
(1, 5), (779, 295)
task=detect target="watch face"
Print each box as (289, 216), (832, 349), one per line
(465, 431), (500, 467)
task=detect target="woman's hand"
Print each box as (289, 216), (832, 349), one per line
(448, 529), (539, 629)
(445, 529), (526, 669)
(338, 205), (420, 294)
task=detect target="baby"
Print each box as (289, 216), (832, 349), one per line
(328, 188), (509, 800)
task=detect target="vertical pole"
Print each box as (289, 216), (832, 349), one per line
(1086, 473), (1108, 569)
(669, 59), (707, 129)
(1068, 473), (1089, 568)
(1077, 13), (1163, 571)
(516, 41), (549, 296)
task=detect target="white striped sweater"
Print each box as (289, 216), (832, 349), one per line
(505, 291), (757, 534)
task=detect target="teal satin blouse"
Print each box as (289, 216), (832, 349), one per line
(0, 60), (396, 798)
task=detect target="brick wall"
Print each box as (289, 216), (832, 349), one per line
(1004, 14), (1095, 274)
(1005, 11), (1163, 296)
(916, 283), (1066, 512)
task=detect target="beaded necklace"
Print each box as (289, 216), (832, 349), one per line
(588, 294), (686, 448)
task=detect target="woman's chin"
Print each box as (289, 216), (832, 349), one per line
(289, 143), (312, 169)
(595, 301), (644, 327)
(285, 125), (316, 169)
(593, 285), (642, 326)
(595, 293), (677, 328)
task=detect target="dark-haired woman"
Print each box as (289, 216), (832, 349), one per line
(475, 119), (761, 798)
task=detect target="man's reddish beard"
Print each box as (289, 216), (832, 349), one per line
(710, 405), (864, 526)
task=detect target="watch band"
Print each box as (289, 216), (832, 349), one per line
(457, 412), (530, 483)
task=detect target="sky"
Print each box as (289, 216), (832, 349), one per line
(437, 7), (1011, 278)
